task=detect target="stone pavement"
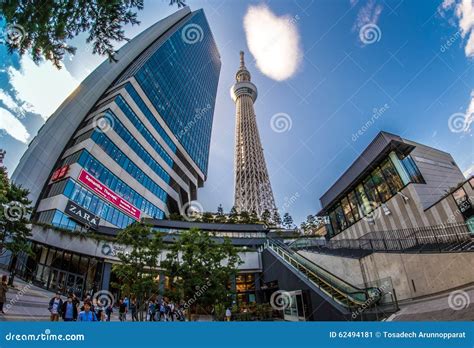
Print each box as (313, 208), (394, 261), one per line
(387, 285), (474, 321)
(0, 271), (124, 322)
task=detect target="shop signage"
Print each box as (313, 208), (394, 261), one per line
(65, 200), (100, 230)
(77, 169), (141, 220)
(51, 165), (70, 182)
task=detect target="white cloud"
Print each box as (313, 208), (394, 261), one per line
(441, 0), (474, 57)
(464, 90), (474, 130)
(0, 107), (30, 143)
(0, 88), (26, 118)
(463, 163), (474, 178)
(7, 56), (80, 120)
(353, 0), (383, 33)
(243, 4), (302, 81)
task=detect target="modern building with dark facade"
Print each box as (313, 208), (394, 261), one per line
(317, 131), (473, 240)
(6, 7), (221, 295)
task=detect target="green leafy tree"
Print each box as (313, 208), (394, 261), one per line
(161, 228), (242, 319)
(261, 209), (271, 225)
(112, 222), (163, 321)
(227, 206), (238, 224)
(249, 210), (259, 224)
(239, 211), (250, 224)
(168, 212), (183, 221)
(272, 210), (282, 227)
(0, 0), (186, 68)
(1, 179), (33, 285)
(200, 212), (214, 223)
(282, 212), (294, 229)
(217, 204), (224, 216)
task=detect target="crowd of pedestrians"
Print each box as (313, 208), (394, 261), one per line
(47, 292), (186, 322)
(146, 298), (185, 321)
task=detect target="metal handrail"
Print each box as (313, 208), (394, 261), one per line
(266, 240), (379, 308)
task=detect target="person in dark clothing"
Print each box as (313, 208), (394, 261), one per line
(118, 299), (127, 321)
(130, 298), (138, 321)
(62, 296), (78, 321)
(48, 292), (63, 321)
(0, 275), (8, 314)
(105, 304), (113, 321)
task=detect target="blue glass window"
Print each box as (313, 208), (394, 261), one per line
(133, 10), (221, 174)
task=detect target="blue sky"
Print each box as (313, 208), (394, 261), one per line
(0, 0), (473, 225)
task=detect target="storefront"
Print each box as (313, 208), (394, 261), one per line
(15, 242), (106, 298)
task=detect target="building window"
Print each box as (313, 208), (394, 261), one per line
(347, 191), (361, 221)
(452, 187), (472, 215)
(341, 197), (354, 225)
(371, 167), (391, 202)
(469, 177), (474, 189)
(381, 158), (404, 194)
(363, 176), (381, 206)
(400, 155), (425, 184)
(334, 203), (347, 231)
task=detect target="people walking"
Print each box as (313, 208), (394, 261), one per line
(159, 300), (166, 321)
(148, 300), (156, 321)
(0, 275), (8, 314)
(130, 298), (138, 322)
(78, 300), (97, 321)
(94, 298), (105, 321)
(48, 291), (63, 321)
(118, 299), (127, 321)
(105, 303), (113, 322)
(62, 295), (78, 321)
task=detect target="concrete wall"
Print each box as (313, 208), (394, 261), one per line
(299, 250), (474, 301)
(407, 140), (466, 210)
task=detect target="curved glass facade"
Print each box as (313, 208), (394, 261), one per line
(134, 10), (221, 174)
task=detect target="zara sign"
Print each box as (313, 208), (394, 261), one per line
(65, 200), (100, 230)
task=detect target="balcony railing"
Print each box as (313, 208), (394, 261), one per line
(298, 223), (473, 254)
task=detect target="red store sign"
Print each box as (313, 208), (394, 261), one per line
(78, 169), (141, 220)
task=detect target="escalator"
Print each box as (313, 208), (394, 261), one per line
(263, 239), (383, 320)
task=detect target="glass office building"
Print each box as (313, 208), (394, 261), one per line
(13, 7), (221, 232)
(9, 7), (221, 295)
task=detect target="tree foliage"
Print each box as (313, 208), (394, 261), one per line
(0, 0), (186, 68)
(112, 222), (163, 320)
(282, 212), (293, 229)
(161, 228), (242, 315)
(0, 164), (33, 284)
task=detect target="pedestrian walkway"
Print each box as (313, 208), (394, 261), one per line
(387, 284), (474, 321)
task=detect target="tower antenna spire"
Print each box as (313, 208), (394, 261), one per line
(230, 50), (277, 216)
(239, 51), (245, 67)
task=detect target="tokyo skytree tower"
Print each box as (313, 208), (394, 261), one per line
(230, 51), (277, 216)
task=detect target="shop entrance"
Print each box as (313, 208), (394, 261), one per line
(49, 268), (85, 296)
(283, 290), (306, 322)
